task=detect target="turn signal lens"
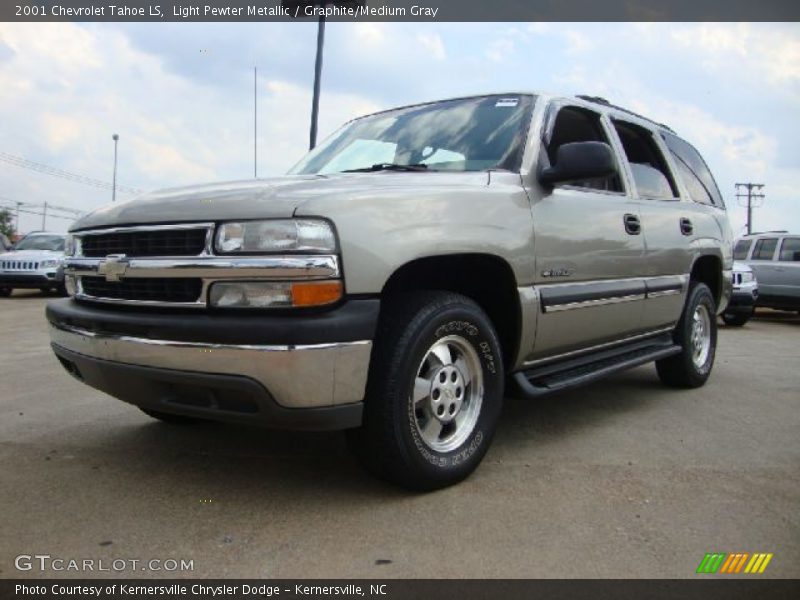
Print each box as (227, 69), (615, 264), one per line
(291, 281), (342, 307)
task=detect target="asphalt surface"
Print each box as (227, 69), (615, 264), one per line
(1, 290), (798, 579)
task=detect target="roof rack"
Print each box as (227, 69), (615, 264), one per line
(575, 95), (675, 133)
(744, 230), (788, 236)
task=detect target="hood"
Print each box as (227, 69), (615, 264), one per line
(732, 261), (753, 273)
(70, 172), (489, 231)
(0, 249), (64, 261)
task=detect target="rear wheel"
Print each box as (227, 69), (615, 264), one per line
(0, 287), (11, 297)
(348, 291), (504, 491)
(140, 408), (200, 425)
(657, 282), (717, 388)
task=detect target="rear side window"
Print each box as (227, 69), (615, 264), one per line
(612, 120), (678, 200)
(662, 132), (724, 207)
(752, 238), (778, 261)
(779, 238), (800, 262)
(733, 239), (752, 260)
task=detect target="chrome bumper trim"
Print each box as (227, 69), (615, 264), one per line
(50, 322), (371, 409)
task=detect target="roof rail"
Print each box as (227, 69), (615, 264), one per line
(745, 230), (788, 236)
(575, 94), (675, 133)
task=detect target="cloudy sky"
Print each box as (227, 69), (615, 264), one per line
(0, 21), (798, 235)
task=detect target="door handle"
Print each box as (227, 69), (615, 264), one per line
(624, 213), (641, 235)
(680, 217), (694, 236)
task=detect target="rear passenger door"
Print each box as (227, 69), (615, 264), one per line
(775, 237), (800, 306)
(609, 120), (691, 330)
(527, 103), (646, 360)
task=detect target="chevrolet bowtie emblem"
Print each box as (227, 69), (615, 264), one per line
(97, 254), (129, 282)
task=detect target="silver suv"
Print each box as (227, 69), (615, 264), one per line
(47, 92), (733, 489)
(734, 232), (800, 312)
(0, 232), (66, 296)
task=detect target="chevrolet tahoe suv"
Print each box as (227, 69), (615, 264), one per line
(47, 93), (732, 490)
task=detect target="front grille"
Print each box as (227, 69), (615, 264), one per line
(1, 260), (39, 271)
(80, 277), (203, 303)
(81, 228), (208, 258)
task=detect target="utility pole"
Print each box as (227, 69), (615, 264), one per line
(112, 134), (119, 202)
(15, 201), (21, 234)
(41, 201), (47, 230)
(735, 183), (765, 235)
(254, 66), (258, 178)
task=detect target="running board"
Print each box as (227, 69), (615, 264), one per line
(513, 336), (681, 398)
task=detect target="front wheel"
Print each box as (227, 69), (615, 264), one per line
(348, 291), (504, 491)
(722, 310), (751, 327)
(0, 287), (11, 297)
(656, 282), (717, 388)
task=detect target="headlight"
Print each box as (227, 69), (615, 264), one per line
(40, 259), (61, 268)
(739, 271), (754, 283)
(209, 281), (342, 308)
(215, 219), (336, 254)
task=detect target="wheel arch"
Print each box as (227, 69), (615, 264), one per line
(380, 253), (522, 370)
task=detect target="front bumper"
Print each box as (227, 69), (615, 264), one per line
(47, 298), (379, 430)
(725, 284), (758, 315)
(0, 271), (60, 288)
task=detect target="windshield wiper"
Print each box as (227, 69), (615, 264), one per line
(342, 163), (430, 173)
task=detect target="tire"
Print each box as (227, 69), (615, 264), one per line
(0, 287), (11, 297)
(722, 311), (751, 327)
(40, 287), (51, 295)
(656, 282), (717, 388)
(140, 408), (200, 425)
(347, 291), (504, 491)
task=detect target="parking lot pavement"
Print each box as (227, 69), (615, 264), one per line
(1, 290), (798, 579)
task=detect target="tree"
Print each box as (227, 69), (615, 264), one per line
(0, 209), (14, 238)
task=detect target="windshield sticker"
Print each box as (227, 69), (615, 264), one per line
(495, 98), (519, 107)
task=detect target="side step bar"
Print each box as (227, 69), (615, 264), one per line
(513, 334), (681, 398)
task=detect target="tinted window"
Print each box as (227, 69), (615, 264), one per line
(613, 120), (678, 200)
(662, 132), (724, 207)
(545, 106), (623, 192)
(752, 238), (778, 261)
(290, 94), (534, 174)
(779, 238), (800, 262)
(733, 239), (752, 260)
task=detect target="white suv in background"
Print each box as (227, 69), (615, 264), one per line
(0, 232), (67, 296)
(733, 232), (800, 313)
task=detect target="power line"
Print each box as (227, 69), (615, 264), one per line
(0, 151), (144, 195)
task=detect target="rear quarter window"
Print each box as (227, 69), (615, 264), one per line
(662, 132), (724, 207)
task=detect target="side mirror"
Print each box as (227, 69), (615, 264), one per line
(539, 141), (617, 187)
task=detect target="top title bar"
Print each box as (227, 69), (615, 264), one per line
(4, 0), (799, 22)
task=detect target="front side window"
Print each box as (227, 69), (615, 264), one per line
(289, 94), (534, 175)
(544, 105), (623, 192)
(779, 237), (800, 262)
(752, 238), (778, 261)
(662, 132), (724, 207)
(733, 239), (752, 260)
(613, 120), (678, 200)
(14, 235), (65, 251)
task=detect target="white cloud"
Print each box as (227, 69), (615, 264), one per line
(417, 33), (446, 60)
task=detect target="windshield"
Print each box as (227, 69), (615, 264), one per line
(289, 94), (535, 175)
(14, 235), (65, 251)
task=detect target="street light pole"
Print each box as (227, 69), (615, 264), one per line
(112, 134), (119, 202)
(309, 13), (326, 150)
